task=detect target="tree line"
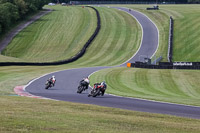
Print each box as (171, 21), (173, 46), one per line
(0, 0), (50, 35)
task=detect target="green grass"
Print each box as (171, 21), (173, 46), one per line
(122, 4), (200, 62)
(90, 67), (200, 106)
(2, 5), (97, 62)
(71, 7), (141, 66)
(1, 95), (200, 132)
(171, 5), (200, 61)
(1, 5), (200, 132)
(1, 6), (141, 66)
(0, 6), (141, 93)
(0, 65), (200, 132)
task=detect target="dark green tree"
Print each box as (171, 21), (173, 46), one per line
(0, 2), (19, 32)
(14, 0), (27, 18)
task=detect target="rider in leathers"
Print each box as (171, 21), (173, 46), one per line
(80, 77), (90, 89)
(47, 75), (56, 87)
(93, 81), (107, 96)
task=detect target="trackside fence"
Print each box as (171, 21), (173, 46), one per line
(168, 16), (173, 63)
(128, 62), (200, 70)
(127, 16), (200, 70)
(0, 6), (101, 66)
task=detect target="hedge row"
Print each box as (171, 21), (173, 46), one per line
(0, 6), (101, 66)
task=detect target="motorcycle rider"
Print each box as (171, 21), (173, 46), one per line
(80, 77), (90, 89)
(47, 75), (56, 87)
(99, 81), (107, 96)
(51, 75), (56, 86)
(91, 81), (107, 96)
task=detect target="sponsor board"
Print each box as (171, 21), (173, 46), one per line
(173, 62), (193, 66)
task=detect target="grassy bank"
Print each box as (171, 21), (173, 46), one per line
(0, 65), (200, 132)
(1, 96), (200, 132)
(71, 6), (141, 66)
(124, 4), (200, 62)
(2, 5), (97, 62)
(1, 5), (200, 132)
(0, 6), (141, 93)
(90, 67), (200, 106)
(1, 6), (141, 66)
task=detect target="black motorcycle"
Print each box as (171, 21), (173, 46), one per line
(45, 80), (53, 89)
(77, 80), (88, 93)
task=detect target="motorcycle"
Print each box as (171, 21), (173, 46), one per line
(88, 83), (106, 97)
(45, 79), (54, 89)
(77, 80), (88, 93)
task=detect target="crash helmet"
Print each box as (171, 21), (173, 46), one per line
(101, 81), (106, 85)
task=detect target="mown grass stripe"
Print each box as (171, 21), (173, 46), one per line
(77, 8), (113, 65)
(75, 7), (141, 67)
(94, 9), (123, 65)
(77, 7), (117, 65)
(90, 67), (200, 106)
(1, 5), (200, 131)
(2, 6), (97, 63)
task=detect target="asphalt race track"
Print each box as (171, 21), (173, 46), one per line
(25, 7), (200, 119)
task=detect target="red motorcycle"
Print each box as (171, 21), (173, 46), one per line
(88, 82), (107, 97)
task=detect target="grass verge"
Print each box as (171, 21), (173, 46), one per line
(1, 96), (200, 132)
(1, 5), (200, 132)
(124, 4), (200, 62)
(70, 6), (141, 66)
(2, 5), (97, 62)
(90, 67), (200, 106)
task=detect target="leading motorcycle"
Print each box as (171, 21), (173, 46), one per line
(45, 79), (54, 89)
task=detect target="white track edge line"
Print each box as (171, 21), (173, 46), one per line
(123, 7), (160, 59)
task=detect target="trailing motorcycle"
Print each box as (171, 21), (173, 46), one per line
(88, 82), (107, 97)
(77, 80), (88, 93)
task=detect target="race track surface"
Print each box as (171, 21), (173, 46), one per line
(25, 7), (200, 119)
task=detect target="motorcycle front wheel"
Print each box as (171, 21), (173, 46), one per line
(45, 84), (50, 89)
(92, 89), (100, 97)
(77, 86), (84, 93)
